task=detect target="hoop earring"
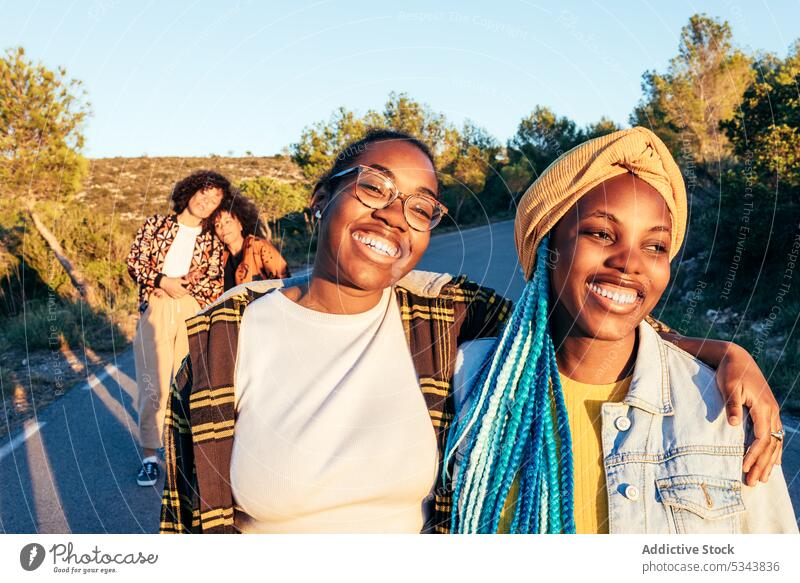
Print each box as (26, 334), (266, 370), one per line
(314, 209), (322, 219)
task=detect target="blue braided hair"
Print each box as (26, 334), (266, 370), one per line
(444, 235), (575, 533)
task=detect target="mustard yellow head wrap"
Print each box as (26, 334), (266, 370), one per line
(514, 126), (687, 279)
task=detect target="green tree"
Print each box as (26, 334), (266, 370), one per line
(723, 42), (800, 188)
(584, 117), (622, 140)
(630, 14), (753, 166)
(440, 120), (500, 222)
(0, 46), (90, 202)
(500, 160), (534, 199)
(290, 106), (371, 182)
(707, 41), (800, 291)
(508, 106), (581, 174)
(381, 92), (450, 150)
(290, 92), (467, 184)
(507, 107), (619, 177)
(238, 176), (309, 238)
(0, 47), (96, 308)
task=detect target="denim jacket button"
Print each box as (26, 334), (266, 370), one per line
(624, 485), (640, 501)
(614, 416), (631, 431)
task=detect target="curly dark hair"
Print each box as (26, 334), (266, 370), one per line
(313, 128), (437, 196)
(170, 170), (233, 222)
(215, 189), (268, 239)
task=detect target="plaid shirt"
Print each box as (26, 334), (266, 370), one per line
(159, 271), (511, 534)
(126, 214), (225, 312)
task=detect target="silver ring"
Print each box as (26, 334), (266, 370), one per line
(770, 429), (785, 441)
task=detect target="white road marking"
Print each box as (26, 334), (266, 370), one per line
(0, 421), (46, 462)
(81, 364), (119, 391)
(0, 362), (122, 463)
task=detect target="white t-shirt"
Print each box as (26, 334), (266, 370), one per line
(231, 287), (439, 533)
(161, 222), (202, 277)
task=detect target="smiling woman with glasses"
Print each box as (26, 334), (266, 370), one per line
(160, 129), (785, 535)
(160, 129), (502, 534)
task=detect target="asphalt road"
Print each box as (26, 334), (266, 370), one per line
(1, 220), (797, 532)
(417, 220), (527, 301)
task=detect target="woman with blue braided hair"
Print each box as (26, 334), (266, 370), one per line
(447, 127), (797, 534)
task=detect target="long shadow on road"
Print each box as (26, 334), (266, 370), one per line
(0, 350), (162, 533)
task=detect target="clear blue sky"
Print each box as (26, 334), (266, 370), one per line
(2, 0), (798, 157)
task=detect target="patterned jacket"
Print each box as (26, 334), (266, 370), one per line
(126, 214), (225, 312)
(159, 271), (511, 534)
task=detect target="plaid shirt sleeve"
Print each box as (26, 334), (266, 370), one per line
(406, 277), (512, 534)
(455, 278), (512, 344)
(160, 354), (201, 533)
(159, 293), (249, 534)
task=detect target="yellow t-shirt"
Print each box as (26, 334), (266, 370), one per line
(497, 373), (631, 533)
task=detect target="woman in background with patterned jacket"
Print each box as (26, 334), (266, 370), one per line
(126, 170), (231, 488)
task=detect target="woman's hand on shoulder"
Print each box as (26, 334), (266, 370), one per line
(658, 331), (782, 486)
(716, 342), (783, 486)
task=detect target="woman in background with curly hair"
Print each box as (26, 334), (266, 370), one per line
(214, 191), (291, 291)
(126, 169), (232, 488)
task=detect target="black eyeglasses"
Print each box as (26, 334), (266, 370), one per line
(328, 165), (447, 231)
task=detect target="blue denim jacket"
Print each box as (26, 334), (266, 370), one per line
(454, 321), (798, 534)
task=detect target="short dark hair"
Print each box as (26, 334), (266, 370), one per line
(313, 129), (437, 196)
(170, 170), (232, 215)
(215, 189), (267, 239)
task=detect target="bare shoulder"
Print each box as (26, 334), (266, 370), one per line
(280, 285), (303, 302)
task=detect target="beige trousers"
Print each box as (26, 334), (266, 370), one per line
(133, 293), (200, 450)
